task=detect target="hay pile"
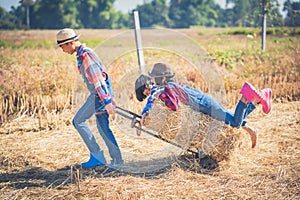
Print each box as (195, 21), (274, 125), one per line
(143, 100), (243, 163)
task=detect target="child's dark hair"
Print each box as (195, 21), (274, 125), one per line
(135, 74), (152, 102)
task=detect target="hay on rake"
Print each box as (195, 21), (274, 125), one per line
(143, 100), (243, 163)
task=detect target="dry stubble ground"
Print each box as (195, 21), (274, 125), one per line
(0, 102), (299, 199)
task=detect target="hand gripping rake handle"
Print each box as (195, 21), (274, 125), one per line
(115, 106), (198, 156)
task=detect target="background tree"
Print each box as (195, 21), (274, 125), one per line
(0, 6), (24, 29)
(30, 0), (79, 29)
(76, 0), (115, 28)
(223, 0), (283, 27)
(116, 11), (132, 29)
(9, 3), (27, 29)
(21, 0), (36, 29)
(267, 5), (284, 27)
(217, 5), (235, 27)
(169, 0), (219, 28)
(96, 0), (122, 28)
(136, 0), (170, 28)
(284, 0), (300, 27)
(0, 0), (295, 29)
(230, 0), (253, 26)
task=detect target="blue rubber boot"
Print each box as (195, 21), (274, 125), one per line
(81, 151), (107, 169)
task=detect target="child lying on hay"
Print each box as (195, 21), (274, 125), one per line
(140, 99), (244, 165)
(134, 63), (272, 161)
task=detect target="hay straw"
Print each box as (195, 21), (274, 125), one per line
(144, 100), (243, 162)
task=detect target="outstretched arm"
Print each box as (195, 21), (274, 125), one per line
(141, 86), (164, 114)
(137, 86), (164, 136)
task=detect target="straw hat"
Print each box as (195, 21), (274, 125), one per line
(56, 28), (80, 46)
(148, 63), (175, 78)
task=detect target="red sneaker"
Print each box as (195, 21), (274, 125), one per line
(240, 82), (272, 114)
(240, 82), (261, 102)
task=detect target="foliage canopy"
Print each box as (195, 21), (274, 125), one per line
(0, 0), (299, 29)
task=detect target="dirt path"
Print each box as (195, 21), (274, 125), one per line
(0, 101), (299, 199)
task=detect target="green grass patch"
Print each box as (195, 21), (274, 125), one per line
(81, 38), (102, 48)
(207, 49), (245, 69)
(0, 39), (104, 49)
(0, 40), (16, 48)
(19, 40), (54, 48)
(220, 28), (257, 35)
(218, 27), (300, 36)
(264, 27), (300, 36)
(0, 39), (54, 48)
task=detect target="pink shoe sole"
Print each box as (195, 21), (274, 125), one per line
(260, 88), (272, 114)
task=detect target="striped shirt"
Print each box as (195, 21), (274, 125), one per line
(77, 44), (112, 105)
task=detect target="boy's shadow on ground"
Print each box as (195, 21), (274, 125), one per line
(0, 154), (218, 189)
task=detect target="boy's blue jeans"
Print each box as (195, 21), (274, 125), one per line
(72, 94), (123, 163)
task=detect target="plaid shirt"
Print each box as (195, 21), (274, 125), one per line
(158, 85), (179, 111)
(142, 83), (189, 114)
(159, 83), (189, 111)
(77, 44), (112, 105)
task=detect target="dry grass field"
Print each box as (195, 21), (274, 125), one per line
(0, 28), (299, 199)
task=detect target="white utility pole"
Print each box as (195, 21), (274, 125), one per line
(132, 10), (146, 74)
(262, 0), (267, 52)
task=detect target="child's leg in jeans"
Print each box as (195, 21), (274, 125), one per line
(95, 113), (123, 165)
(230, 99), (248, 128)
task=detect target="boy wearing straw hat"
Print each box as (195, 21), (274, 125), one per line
(135, 63), (272, 148)
(56, 28), (123, 171)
